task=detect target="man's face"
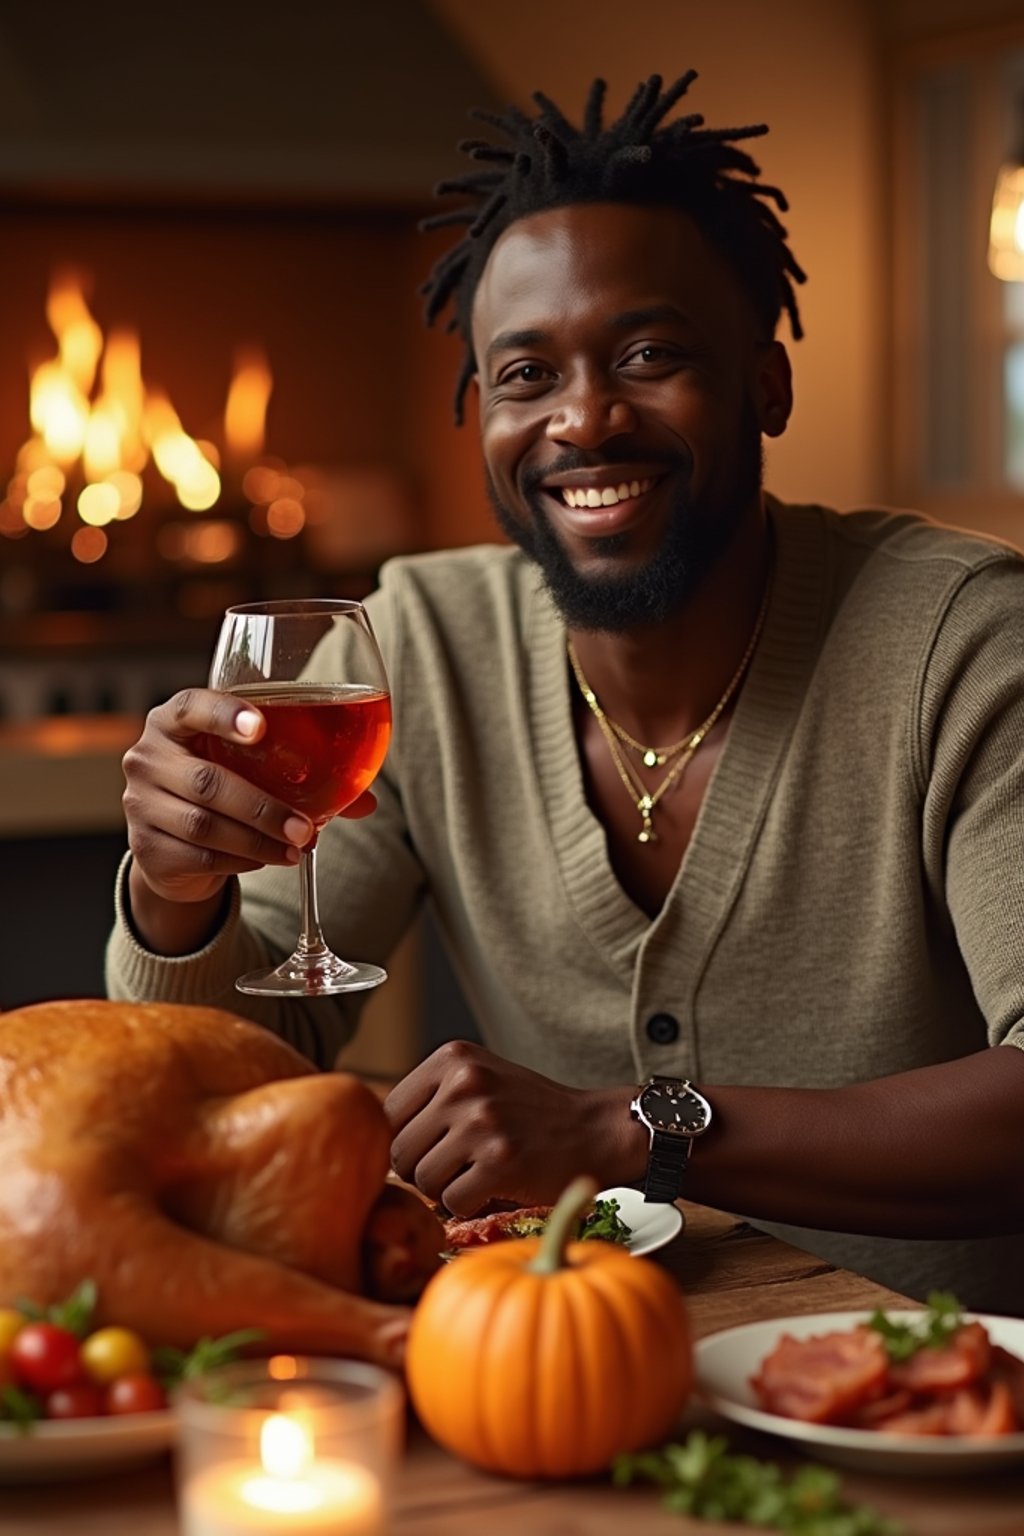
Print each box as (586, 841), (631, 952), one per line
(470, 202), (791, 631)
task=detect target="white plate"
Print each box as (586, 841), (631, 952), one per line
(696, 1309), (1024, 1475)
(0, 1409), (174, 1484)
(597, 1186), (684, 1257)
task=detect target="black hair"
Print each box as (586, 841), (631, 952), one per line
(420, 71), (806, 423)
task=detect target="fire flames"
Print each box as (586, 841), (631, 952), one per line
(0, 271), (275, 564)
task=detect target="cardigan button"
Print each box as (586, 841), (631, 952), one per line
(645, 1012), (680, 1046)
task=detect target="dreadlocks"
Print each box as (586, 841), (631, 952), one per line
(421, 71), (807, 423)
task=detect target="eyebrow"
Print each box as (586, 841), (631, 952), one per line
(485, 306), (696, 362)
(485, 328), (548, 362)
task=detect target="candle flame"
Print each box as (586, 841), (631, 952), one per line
(260, 1412), (313, 1480)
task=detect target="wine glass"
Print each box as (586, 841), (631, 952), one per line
(206, 598), (391, 997)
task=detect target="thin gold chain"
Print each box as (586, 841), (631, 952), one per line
(567, 574), (771, 845)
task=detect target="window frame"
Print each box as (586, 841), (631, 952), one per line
(888, 19), (1024, 539)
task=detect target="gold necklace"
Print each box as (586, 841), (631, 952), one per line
(567, 577), (771, 845)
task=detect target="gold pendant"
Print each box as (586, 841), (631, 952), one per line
(638, 827), (657, 843)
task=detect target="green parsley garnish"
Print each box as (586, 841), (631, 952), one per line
(579, 1196), (632, 1246)
(13, 1278), (98, 1338)
(614, 1430), (904, 1534)
(152, 1328), (267, 1392)
(867, 1290), (964, 1362)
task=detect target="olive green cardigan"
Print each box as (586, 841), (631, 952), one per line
(108, 500), (1024, 1311)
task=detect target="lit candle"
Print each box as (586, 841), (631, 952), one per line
(181, 1411), (383, 1536)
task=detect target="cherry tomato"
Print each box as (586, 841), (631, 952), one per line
(45, 1382), (106, 1419)
(10, 1323), (84, 1394)
(105, 1374), (167, 1415)
(0, 1308), (26, 1356)
(80, 1326), (150, 1385)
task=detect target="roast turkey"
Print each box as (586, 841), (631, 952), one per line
(0, 999), (443, 1368)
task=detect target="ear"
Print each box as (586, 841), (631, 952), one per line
(751, 341), (793, 439)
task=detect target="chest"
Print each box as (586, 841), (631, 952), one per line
(573, 701), (730, 917)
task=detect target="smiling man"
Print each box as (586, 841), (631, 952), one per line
(108, 73), (1024, 1314)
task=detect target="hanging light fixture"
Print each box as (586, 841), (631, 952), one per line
(989, 99), (1024, 281)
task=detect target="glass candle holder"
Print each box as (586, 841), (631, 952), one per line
(175, 1356), (404, 1536)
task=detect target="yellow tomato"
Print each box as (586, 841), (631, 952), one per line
(80, 1326), (150, 1384)
(0, 1308), (26, 1356)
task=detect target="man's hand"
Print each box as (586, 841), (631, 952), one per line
(121, 688), (376, 955)
(384, 1040), (645, 1215)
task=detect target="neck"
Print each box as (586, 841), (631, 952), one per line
(566, 502), (772, 744)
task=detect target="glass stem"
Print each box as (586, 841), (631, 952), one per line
(295, 837), (329, 959)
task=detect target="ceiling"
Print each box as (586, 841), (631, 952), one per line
(0, 0), (503, 206)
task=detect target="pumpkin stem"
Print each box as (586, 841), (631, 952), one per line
(528, 1175), (599, 1275)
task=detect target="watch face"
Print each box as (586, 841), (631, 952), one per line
(641, 1081), (711, 1135)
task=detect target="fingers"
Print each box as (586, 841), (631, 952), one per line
(339, 789), (377, 820)
(121, 687), (315, 904)
(154, 687), (268, 747)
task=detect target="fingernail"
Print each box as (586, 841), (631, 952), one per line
(235, 710), (261, 738)
(284, 815), (312, 845)
(284, 845), (301, 863)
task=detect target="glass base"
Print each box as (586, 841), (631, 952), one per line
(235, 955), (387, 998)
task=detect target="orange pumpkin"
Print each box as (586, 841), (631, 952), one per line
(406, 1176), (692, 1478)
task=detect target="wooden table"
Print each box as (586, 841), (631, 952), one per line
(6, 1205), (1023, 1535)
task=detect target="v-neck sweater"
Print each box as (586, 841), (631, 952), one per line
(107, 499), (1024, 1311)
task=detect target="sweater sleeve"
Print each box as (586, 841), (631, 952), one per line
(919, 555), (1024, 1051)
(104, 574), (427, 1066)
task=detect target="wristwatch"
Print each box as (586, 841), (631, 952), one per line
(630, 1076), (713, 1203)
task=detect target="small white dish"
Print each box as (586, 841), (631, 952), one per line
(696, 1309), (1024, 1475)
(0, 1409), (174, 1484)
(596, 1186), (684, 1257)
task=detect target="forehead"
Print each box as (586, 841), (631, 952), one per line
(471, 202), (751, 352)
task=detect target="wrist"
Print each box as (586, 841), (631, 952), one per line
(588, 1085), (650, 1187)
(126, 861), (230, 957)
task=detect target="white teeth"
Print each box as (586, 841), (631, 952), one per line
(561, 477), (654, 509)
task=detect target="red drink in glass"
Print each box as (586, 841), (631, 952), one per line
(207, 682), (391, 827)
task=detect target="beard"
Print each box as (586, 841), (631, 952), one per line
(485, 403), (764, 633)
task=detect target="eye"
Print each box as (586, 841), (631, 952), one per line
(622, 343), (678, 368)
(496, 362), (552, 386)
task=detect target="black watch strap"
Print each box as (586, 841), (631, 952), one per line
(642, 1128), (692, 1202)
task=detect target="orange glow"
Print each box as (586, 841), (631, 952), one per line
(186, 520), (241, 563)
(30, 362), (90, 463)
(266, 497), (305, 538)
(0, 501), (29, 538)
(224, 346), (273, 461)
(12, 271), (283, 562)
(23, 495), (62, 531)
(83, 405), (122, 480)
(27, 465), (66, 499)
(47, 272), (103, 394)
(243, 463), (282, 504)
(107, 470), (144, 520)
(71, 525), (108, 563)
(77, 482), (120, 526)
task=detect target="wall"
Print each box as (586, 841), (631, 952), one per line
(428, 0), (887, 517)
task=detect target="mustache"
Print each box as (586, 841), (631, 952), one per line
(520, 448), (689, 498)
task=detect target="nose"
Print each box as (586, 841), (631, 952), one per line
(545, 370), (638, 449)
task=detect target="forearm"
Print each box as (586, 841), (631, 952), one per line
(608, 1047), (1024, 1240)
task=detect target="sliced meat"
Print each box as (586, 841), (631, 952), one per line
(750, 1325), (890, 1424)
(946, 1380), (1018, 1437)
(846, 1388), (913, 1428)
(873, 1399), (956, 1436)
(889, 1321), (991, 1393)
(990, 1345), (1024, 1424)
(442, 1206), (553, 1250)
